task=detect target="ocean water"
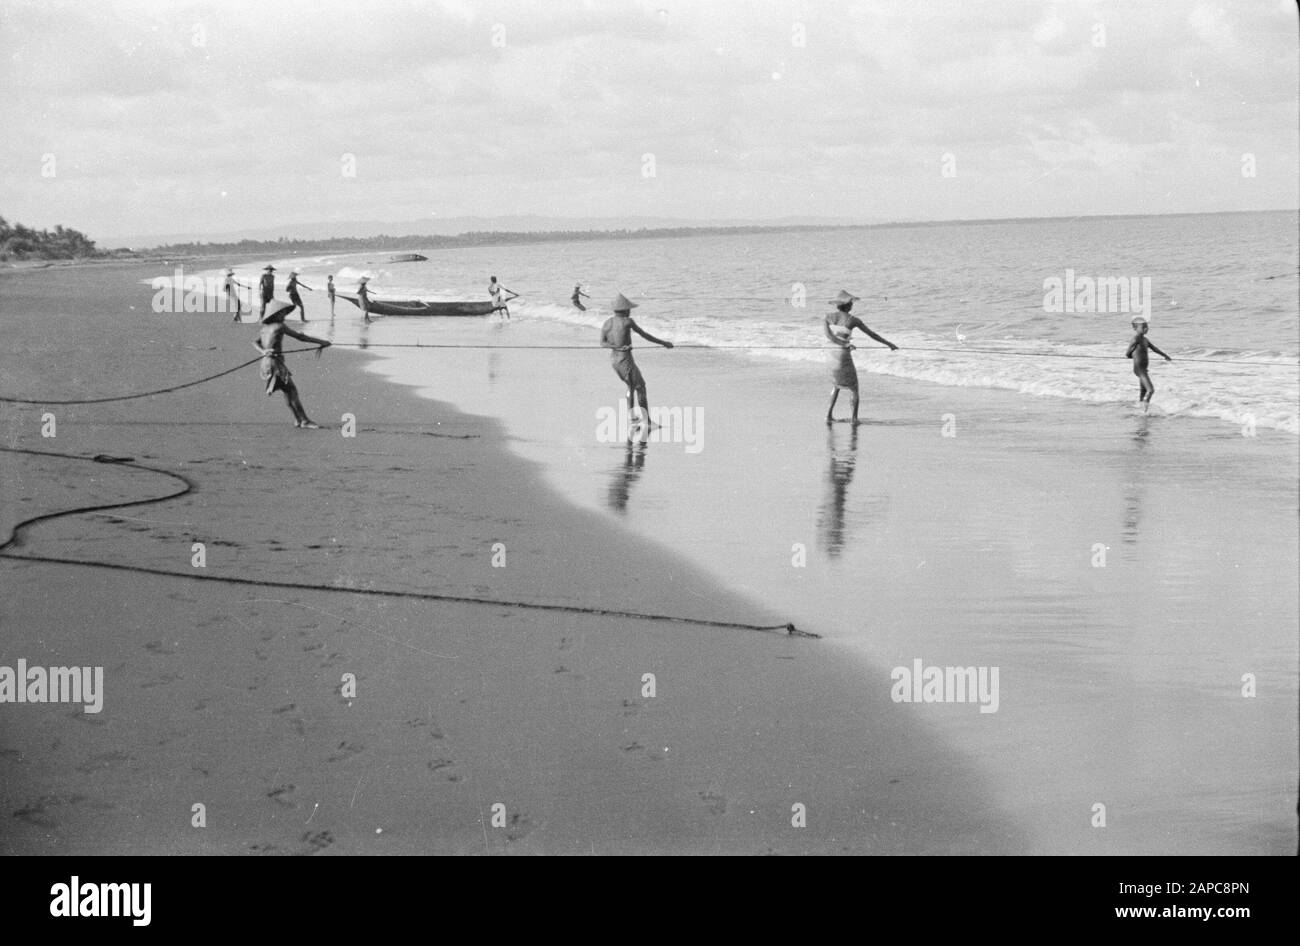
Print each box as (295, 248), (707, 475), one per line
(244, 210), (1299, 434)
(200, 210), (1297, 853)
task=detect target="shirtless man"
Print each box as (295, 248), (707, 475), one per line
(599, 293), (673, 425)
(1125, 316), (1171, 411)
(255, 299), (331, 428)
(258, 265), (276, 321)
(571, 283), (590, 311)
(824, 289), (898, 425)
(285, 268), (314, 322)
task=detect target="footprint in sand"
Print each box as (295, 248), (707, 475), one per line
(13, 794), (88, 829)
(300, 831), (334, 855)
(267, 784), (296, 807)
(327, 741), (363, 763)
(505, 812), (532, 843)
(698, 791), (727, 816)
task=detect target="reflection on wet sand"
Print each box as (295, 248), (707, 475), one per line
(606, 424), (651, 514)
(816, 424), (859, 558)
(1123, 414), (1149, 545)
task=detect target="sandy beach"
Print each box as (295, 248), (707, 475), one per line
(0, 261), (1033, 855)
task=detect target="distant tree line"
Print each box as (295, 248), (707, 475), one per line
(0, 216), (105, 261)
(142, 224), (852, 257)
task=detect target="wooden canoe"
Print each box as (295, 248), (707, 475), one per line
(339, 293), (496, 317)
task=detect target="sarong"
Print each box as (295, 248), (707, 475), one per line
(830, 346), (858, 390)
(260, 353), (292, 395)
(611, 349), (644, 388)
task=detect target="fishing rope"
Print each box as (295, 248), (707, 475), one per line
(325, 342), (1299, 366)
(0, 343), (1294, 408)
(0, 446), (813, 638)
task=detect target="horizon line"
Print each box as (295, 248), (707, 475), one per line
(115, 207), (1299, 251)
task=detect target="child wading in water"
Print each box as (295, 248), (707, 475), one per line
(1125, 316), (1171, 411)
(255, 300), (331, 428)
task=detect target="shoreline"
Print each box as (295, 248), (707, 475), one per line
(0, 261), (1023, 854)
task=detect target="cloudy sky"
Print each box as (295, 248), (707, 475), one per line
(2, 0), (1296, 242)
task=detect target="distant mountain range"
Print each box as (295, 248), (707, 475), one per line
(104, 215), (894, 249)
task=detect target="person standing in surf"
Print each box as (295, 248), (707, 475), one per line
(571, 283), (590, 311)
(824, 289), (898, 425)
(258, 264), (276, 321)
(326, 275), (336, 318)
(285, 268), (314, 322)
(600, 293), (674, 426)
(356, 275), (373, 323)
(1125, 316), (1171, 411)
(489, 276), (517, 319)
(254, 299), (331, 428)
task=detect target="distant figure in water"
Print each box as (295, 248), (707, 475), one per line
(600, 293), (673, 426)
(224, 268), (247, 322)
(285, 268), (314, 322)
(326, 275), (336, 317)
(1125, 316), (1171, 411)
(258, 265), (276, 321)
(255, 300), (331, 428)
(489, 276), (518, 319)
(824, 289), (897, 425)
(356, 276), (372, 323)
(571, 283), (590, 311)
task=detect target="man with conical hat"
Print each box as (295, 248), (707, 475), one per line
(285, 267), (314, 322)
(356, 275), (373, 322)
(254, 298), (331, 428)
(257, 264), (276, 321)
(824, 288), (897, 425)
(600, 292), (674, 426)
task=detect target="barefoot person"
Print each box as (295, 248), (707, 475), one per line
(488, 275), (518, 319)
(285, 268), (314, 322)
(255, 299), (331, 428)
(571, 283), (590, 311)
(224, 268), (247, 322)
(356, 275), (373, 323)
(257, 264), (276, 321)
(824, 289), (898, 425)
(326, 275), (336, 317)
(1125, 316), (1171, 411)
(600, 293), (673, 425)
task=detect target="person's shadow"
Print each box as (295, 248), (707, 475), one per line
(606, 424), (651, 514)
(1122, 414), (1149, 546)
(816, 423), (859, 558)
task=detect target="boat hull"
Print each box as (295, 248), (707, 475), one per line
(339, 293), (496, 317)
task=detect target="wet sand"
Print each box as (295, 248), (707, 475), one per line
(354, 303), (1299, 855)
(0, 262), (1019, 854)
